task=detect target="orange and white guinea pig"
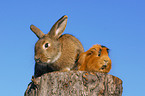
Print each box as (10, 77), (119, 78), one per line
(77, 44), (111, 73)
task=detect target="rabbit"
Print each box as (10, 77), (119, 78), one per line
(77, 44), (111, 73)
(30, 15), (84, 77)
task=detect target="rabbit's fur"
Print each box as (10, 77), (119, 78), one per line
(31, 15), (84, 77)
(77, 44), (111, 73)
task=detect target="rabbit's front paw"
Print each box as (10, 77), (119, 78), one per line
(61, 67), (71, 72)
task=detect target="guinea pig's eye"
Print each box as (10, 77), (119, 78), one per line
(44, 43), (50, 49)
(98, 49), (102, 56)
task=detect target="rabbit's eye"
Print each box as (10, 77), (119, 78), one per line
(44, 43), (50, 48)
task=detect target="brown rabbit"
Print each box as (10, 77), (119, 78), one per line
(30, 15), (84, 77)
(77, 44), (111, 73)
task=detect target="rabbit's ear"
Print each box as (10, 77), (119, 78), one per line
(30, 25), (45, 39)
(49, 15), (68, 39)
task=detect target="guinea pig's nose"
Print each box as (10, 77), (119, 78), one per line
(102, 65), (107, 68)
(104, 60), (108, 63)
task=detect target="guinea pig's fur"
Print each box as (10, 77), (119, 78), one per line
(77, 44), (111, 73)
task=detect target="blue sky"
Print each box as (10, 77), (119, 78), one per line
(0, 0), (145, 96)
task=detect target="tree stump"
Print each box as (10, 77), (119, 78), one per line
(24, 71), (123, 96)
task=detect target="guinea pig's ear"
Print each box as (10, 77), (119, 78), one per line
(86, 48), (96, 56)
(48, 15), (68, 39)
(30, 25), (45, 39)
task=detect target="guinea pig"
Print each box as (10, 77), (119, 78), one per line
(77, 44), (111, 73)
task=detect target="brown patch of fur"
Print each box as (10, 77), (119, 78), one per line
(77, 44), (111, 73)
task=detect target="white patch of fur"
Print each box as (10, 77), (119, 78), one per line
(51, 52), (61, 63)
(65, 67), (70, 71)
(55, 29), (60, 36)
(47, 59), (51, 63)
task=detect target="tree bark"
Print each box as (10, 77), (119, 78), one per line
(25, 71), (123, 96)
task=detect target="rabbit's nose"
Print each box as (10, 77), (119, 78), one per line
(35, 56), (41, 63)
